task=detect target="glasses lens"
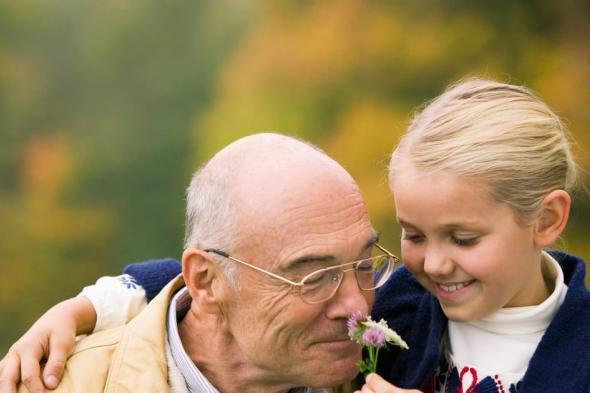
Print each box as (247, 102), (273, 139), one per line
(300, 268), (343, 304)
(356, 255), (393, 290)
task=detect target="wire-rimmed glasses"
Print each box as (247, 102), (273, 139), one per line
(204, 244), (399, 304)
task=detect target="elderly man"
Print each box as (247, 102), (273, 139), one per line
(11, 133), (397, 393)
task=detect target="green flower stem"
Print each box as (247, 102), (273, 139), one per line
(367, 346), (380, 373)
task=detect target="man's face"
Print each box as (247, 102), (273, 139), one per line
(221, 173), (376, 388)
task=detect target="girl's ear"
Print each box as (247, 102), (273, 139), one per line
(533, 190), (571, 248)
(181, 248), (225, 314)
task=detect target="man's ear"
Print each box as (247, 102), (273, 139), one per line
(533, 190), (571, 248)
(182, 248), (224, 314)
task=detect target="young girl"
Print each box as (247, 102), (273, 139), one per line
(2, 78), (589, 393)
(359, 78), (590, 392)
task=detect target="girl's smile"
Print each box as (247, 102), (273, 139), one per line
(392, 164), (551, 322)
(436, 279), (476, 297)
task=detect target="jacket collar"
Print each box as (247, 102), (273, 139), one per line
(104, 274), (186, 392)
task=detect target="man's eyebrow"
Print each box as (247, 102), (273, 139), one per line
(286, 254), (335, 269)
(364, 232), (380, 251)
(284, 231), (381, 269)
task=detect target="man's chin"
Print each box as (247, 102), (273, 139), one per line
(307, 366), (359, 388)
(304, 353), (361, 387)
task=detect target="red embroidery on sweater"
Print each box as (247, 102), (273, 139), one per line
(493, 374), (505, 393)
(458, 366), (478, 393)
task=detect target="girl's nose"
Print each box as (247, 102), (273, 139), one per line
(423, 247), (454, 277)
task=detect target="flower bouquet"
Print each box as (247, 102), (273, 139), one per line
(347, 311), (408, 376)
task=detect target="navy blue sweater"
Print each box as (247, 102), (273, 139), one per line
(124, 251), (590, 392)
(372, 250), (590, 392)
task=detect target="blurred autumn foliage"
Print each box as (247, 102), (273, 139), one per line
(1, 0), (589, 357)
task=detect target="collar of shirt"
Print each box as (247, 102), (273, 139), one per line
(166, 286), (321, 393)
(465, 251), (568, 335)
(167, 287), (220, 393)
(445, 251), (569, 379)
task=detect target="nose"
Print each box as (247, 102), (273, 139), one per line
(423, 245), (454, 278)
(325, 270), (372, 319)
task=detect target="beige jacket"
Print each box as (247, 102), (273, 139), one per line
(18, 275), (187, 393)
(16, 274), (332, 393)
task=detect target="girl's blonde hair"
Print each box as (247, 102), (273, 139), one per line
(389, 78), (578, 220)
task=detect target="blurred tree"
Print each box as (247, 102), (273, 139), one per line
(0, 0), (250, 352)
(1, 0), (589, 360)
(189, 0), (590, 258)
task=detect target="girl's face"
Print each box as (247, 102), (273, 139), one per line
(392, 165), (549, 322)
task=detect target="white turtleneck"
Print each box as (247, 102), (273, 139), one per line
(445, 251), (567, 391)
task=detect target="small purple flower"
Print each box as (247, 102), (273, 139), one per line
(362, 327), (386, 347)
(348, 310), (408, 376)
(347, 310), (366, 332)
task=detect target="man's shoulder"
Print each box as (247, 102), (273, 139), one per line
(63, 327), (125, 391)
(74, 325), (125, 352)
(17, 327), (125, 393)
(17, 276), (185, 393)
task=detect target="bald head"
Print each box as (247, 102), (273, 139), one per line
(208, 133), (350, 184)
(184, 133), (370, 282)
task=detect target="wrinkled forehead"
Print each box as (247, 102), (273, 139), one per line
(233, 163), (375, 269)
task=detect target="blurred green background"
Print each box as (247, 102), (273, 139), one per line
(1, 0), (589, 354)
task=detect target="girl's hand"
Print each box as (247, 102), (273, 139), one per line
(355, 373), (424, 393)
(0, 296), (96, 393)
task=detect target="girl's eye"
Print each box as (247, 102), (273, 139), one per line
(452, 236), (479, 246)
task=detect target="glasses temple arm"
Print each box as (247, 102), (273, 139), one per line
(205, 248), (303, 287)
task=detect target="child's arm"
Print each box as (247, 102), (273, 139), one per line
(0, 275), (147, 393)
(0, 296), (96, 393)
(0, 258), (181, 393)
(79, 274), (148, 332)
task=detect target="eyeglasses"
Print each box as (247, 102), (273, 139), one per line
(204, 244), (399, 304)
